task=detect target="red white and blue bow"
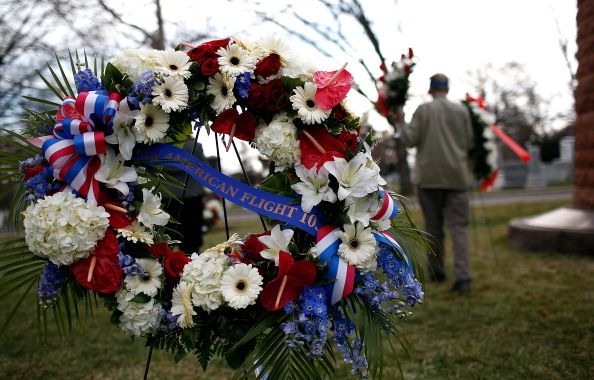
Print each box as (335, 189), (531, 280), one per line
(40, 91), (122, 201)
(314, 190), (403, 304)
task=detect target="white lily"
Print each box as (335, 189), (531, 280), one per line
(137, 188), (170, 228)
(291, 165), (337, 212)
(94, 147), (138, 196)
(258, 225), (294, 264)
(106, 101), (138, 160)
(345, 194), (381, 227)
(324, 153), (378, 201)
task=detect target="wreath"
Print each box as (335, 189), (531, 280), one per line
(375, 49), (415, 119)
(462, 94), (499, 190)
(1, 37), (426, 379)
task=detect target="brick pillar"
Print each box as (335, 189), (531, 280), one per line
(574, 0), (594, 209)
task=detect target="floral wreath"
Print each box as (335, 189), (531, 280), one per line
(463, 94), (499, 191)
(3, 37), (426, 379)
(375, 48), (415, 119)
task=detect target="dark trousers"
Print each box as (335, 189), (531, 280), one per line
(166, 195), (204, 254)
(418, 188), (471, 281)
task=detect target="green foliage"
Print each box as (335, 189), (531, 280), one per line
(102, 62), (133, 95)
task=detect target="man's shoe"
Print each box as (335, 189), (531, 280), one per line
(451, 280), (471, 294)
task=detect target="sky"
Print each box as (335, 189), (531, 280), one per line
(116, 0), (578, 171)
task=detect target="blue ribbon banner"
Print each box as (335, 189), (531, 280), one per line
(136, 144), (325, 236)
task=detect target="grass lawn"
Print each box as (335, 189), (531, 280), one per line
(0, 199), (592, 380)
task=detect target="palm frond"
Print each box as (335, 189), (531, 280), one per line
(342, 294), (414, 380)
(54, 53), (75, 97)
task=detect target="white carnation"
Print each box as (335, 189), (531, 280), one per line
(254, 113), (300, 172)
(180, 251), (230, 312)
(23, 192), (110, 266)
(109, 48), (160, 81)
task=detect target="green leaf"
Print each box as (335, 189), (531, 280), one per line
(54, 52), (75, 97)
(130, 293), (152, 303)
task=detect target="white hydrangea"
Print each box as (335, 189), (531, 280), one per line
(116, 288), (162, 337)
(23, 192), (110, 266)
(180, 251), (230, 312)
(109, 48), (160, 81)
(254, 113), (300, 172)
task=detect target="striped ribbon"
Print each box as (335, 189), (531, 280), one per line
(41, 91), (121, 201)
(373, 230), (410, 266)
(313, 191), (401, 304)
(315, 226), (356, 305)
(371, 188), (399, 221)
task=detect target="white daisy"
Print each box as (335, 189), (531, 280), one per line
(155, 49), (192, 79)
(134, 103), (170, 144)
(217, 43), (256, 76)
(152, 76), (189, 113)
(207, 72), (236, 113)
(138, 188), (170, 228)
(257, 36), (293, 67)
(220, 263), (263, 309)
(290, 82), (331, 124)
(118, 221), (154, 245)
(171, 281), (196, 328)
(258, 225), (294, 264)
(125, 258), (163, 297)
(291, 164), (336, 212)
(336, 223), (377, 273)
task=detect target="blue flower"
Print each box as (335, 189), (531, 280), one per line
(74, 69), (102, 93)
(233, 72), (251, 99)
(118, 252), (145, 276)
(38, 262), (68, 305)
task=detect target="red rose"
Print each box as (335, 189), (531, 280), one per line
(164, 251), (190, 281)
(254, 53), (282, 78)
(375, 93), (389, 117)
(24, 165), (45, 180)
(187, 38), (230, 63)
(148, 242), (173, 259)
(248, 83), (267, 110)
(300, 126), (348, 169)
(241, 232), (271, 260)
(201, 58), (219, 76)
(263, 79), (288, 112)
(69, 230), (122, 294)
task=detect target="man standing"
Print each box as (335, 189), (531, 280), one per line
(393, 73), (473, 294)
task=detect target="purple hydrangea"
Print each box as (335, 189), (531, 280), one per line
(118, 252), (145, 276)
(128, 71), (160, 109)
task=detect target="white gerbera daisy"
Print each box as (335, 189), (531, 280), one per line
(125, 258), (163, 297)
(171, 281), (196, 328)
(152, 76), (189, 113)
(207, 72), (236, 113)
(217, 43), (256, 76)
(155, 49), (192, 79)
(134, 103), (170, 144)
(118, 221), (154, 245)
(257, 36), (293, 67)
(290, 82), (331, 124)
(220, 264), (263, 309)
(336, 223), (377, 272)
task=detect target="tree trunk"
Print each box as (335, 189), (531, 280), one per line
(574, 0), (594, 209)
